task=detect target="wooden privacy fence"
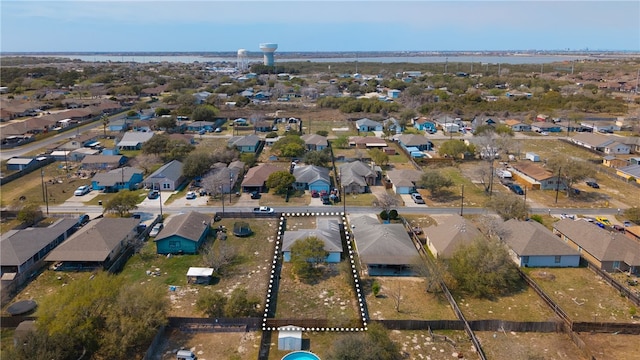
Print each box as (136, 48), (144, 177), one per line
(586, 263), (640, 307)
(518, 269), (573, 328)
(167, 317), (261, 331)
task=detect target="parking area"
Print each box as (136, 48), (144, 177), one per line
(401, 194), (426, 207)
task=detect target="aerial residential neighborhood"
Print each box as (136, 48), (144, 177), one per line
(1, 53), (640, 360)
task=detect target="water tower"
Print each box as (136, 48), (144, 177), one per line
(237, 48), (248, 71)
(259, 43), (278, 66)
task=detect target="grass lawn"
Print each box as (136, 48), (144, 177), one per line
(260, 190), (310, 206)
(522, 267), (638, 323)
(275, 261), (361, 328)
(363, 276), (458, 320)
(85, 188), (148, 206)
(0, 162), (92, 207)
(418, 165), (487, 208)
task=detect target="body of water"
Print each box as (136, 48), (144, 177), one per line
(14, 53), (630, 65)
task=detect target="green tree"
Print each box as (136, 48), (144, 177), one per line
(266, 171), (296, 195)
(101, 114), (109, 138)
(191, 104), (219, 122)
(240, 153), (256, 168)
(418, 171), (453, 199)
(331, 135), (349, 149)
(196, 291), (228, 318)
(326, 322), (400, 360)
(141, 134), (170, 156)
(155, 108), (171, 116)
(17, 202), (42, 226)
(438, 139), (469, 159)
(486, 193), (530, 220)
(156, 116), (177, 130)
(104, 190), (139, 217)
(225, 288), (260, 317)
(166, 139), (195, 161)
(372, 281), (381, 297)
(182, 151), (212, 179)
(315, 130), (329, 137)
(290, 237), (328, 283)
(304, 149), (332, 167)
(447, 238), (523, 299)
(368, 148), (389, 166)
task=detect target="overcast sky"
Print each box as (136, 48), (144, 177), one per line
(2, 1), (639, 52)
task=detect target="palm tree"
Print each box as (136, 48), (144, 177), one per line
(101, 114), (109, 138)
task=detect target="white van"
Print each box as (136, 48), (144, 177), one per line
(177, 350), (197, 360)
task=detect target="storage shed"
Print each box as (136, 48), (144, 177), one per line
(278, 325), (303, 351)
(186, 267), (214, 284)
(525, 152), (540, 162)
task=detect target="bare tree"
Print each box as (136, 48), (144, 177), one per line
(389, 283), (403, 312)
(130, 153), (161, 176)
(202, 241), (237, 275)
(474, 132), (501, 195)
(476, 215), (510, 241)
(373, 193), (399, 220)
(411, 256), (445, 294)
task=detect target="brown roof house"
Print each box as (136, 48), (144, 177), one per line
(426, 215), (484, 259)
(350, 214), (418, 276)
(510, 162), (567, 191)
(553, 219), (640, 274)
(45, 218), (140, 271)
(500, 219), (580, 267)
(241, 163), (284, 193)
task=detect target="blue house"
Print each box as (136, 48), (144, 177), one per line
(91, 167), (144, 192)
(228, 134), (261, 153)
(154, 212), (211, 255)
(413, 118), (437, 133)
(292, 165), (331, 192)
(108, 119), (131, 132)
(397, 134), (433, 152)
(355, 118), (383, 132)
(282, 217), (343, 263)
(187, 121), (216, 132)
(387, 89), (401, 99)
(383, 117), (402, 134)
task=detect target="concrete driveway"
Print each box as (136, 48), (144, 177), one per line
(401, 194), (426, 207)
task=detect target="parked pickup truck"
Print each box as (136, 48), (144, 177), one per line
(253, 206), (274, 214)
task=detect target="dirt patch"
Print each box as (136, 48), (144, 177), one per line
(153, 329), (260, 360)
(531, 270), (557, 281)
(477, 331), (588, 360)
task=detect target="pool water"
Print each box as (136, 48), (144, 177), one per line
(281, 351), (321, 360)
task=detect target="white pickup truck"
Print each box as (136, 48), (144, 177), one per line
(253, 206), (275, 214)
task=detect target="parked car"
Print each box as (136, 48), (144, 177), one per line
(612, 225), (625, 232)
(322, 196), (332, 205)
(250, 191), (261, 199)
(411, 193), (425, 204)
(186, 191), (197, 200)
(624, 221), (633, 227)
(149, 223), (163, 237)
(147, 190), (160, 199)
(508, 183), (524, 195)
(595, 217), (612, 226)
(74, 185), (91, 196)
(586, 181), (600, 188)
(253, 206), (274, 214)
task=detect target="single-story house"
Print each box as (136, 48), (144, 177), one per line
(228, 134), (261, 153)
(144, 159), (184, 191)
(531, 122), (562, 133)
(117, 131), (154, 150)
(426, 215), (484, 259)
(1, 218), (78, 287)
(504, 119), (531, 132)
(413, 117), (437, 133)
(255, 120), (276, 132)
(69, 148), (101, 162)
(282, 217), (343, 263)
(500, 219), (580, 267)
(80, 155), (127, 171)
(350, 214), (418, 276)
(619, 137), (640, 154)
(355, 118), (383, 132)
(45, 218), (140, 271)
(338, 161), (378, 194)
(241, 163), (284, 193)
(553, 219), (640, 274)
(59, 133), (100, 150)
(193, 91), (212, 104)
(385, 169), (423, 194)
(348, 136), (388, 149)
(396, 134), (433, 151)
(509, 162), (567, 191)
(300, 134), (328, 151)
(154, 211), (211, 255)
(616, 164), (640, 184)
(201, 161), (244, 194)
(187, 121), (216, 132)
(383, 117), (402, 134)
(292, 165), (331, 192)
(91, 167), (144, 192)
(570, 133), (631, 155)
(108, 119), (131, 132)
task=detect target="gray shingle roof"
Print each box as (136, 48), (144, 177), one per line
(92, 167), (143, 187)
(339, 161), (376, 187)
(45, 218), (139, 262)
(501, 219), (579, 256)
(1, 219), (78, 266)
(146, 160), (183, 183)
(350, 214), (417, 265)
(426, 215), (483, 258)
(293, 165), (331, 185)
(397, 134), (431, 147)
(282, 217), (343, 253)
(228, 134), (260, 147)
(117, 131), (154, 147)
(154, 211), (211, 242)
(300, 134), (328, 147)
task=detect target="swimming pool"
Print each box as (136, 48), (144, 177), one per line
(281, 351), (321, 360)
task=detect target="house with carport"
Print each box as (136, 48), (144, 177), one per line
(91, 167), (144, 192)
(338, 161), (378, 194)
(292, 165), (331, 192)
(117, 131), (154, 150)
(553, 219), (640, 274)
(426, 215), (484, 259)
(350, 214), (418, 276)
(282, 217), (343, 263)
(45, 218), (140, 271)
(154, 212), (211, 255)
(348, 136), (387, 149)
(144, 159), (184, 191)
(500, 219), (580, 267)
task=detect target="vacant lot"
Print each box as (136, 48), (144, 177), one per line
(477, 331), (587, 360)
(582, 333), (640, 360)
(153, 329), (261, 360)
(523, 267), (638, 323)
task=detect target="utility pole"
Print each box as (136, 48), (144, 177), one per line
(460, 185), (464, 216)
(41, 169), (46, 202)
(554, 166), (562, 204)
